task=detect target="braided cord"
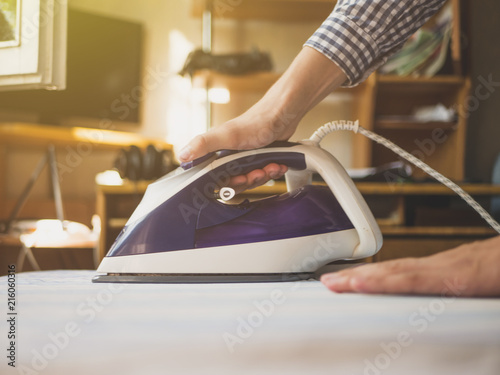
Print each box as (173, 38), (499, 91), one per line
(310, 121), (500, 234)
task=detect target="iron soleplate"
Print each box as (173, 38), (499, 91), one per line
(92, 272), (315, 284)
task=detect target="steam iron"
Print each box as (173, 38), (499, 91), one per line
(93, 140), (382, 283)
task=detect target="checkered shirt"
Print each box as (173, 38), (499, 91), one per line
(304, 0), (447, 86)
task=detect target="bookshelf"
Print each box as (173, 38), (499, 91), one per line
(372, 74), (470, 180)
(190, 0), (469, 179)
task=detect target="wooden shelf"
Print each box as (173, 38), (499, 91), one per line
(191, 0), (336, 21)
(377, 74), (465, 85)
(97, 181), (152, 194)
(376, 74), (467, 95)
(0, 234), (22, 247)
(356, 182), (500, 195)
(375, 119), (457, 131)
(380, 226), (498, 236)
(245, 181), (500, 196)
(108, 218), (129, 228)
(0, 123), (173, 150)
(98, 180), (500, 197)
(96, 179), (498, 262)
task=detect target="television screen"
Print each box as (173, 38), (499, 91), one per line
(0, 8), (143, 125)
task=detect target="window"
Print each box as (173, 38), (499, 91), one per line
(0, 0), (66, 91)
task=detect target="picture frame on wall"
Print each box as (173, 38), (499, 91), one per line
(0, 0), (67, 91)
(0, 0), (21, 48)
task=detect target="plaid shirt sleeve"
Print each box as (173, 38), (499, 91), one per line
(304, 0), (447, 86)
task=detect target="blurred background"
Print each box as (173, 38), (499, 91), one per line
(0, 0), (499, 273)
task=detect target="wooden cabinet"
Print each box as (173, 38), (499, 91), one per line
(248, 181), (500, 260)
(95, 180), (500, 262)
(95, 181), (150, 261)
(370, 75), (470, 181)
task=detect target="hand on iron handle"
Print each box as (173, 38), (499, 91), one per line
(178, 47), (348, 193)
(177, 87), (296, 193)
(178, 103), (293, 194)
(321, 235), (500, 297)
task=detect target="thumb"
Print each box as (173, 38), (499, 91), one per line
(178, 126), (240, 162)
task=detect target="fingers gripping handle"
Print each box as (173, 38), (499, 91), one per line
(190, 148), (308, 196)
(181, 141), (305, 172)
(219, 151), (307, 177)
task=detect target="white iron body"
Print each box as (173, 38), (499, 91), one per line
(94, 141), (382, 283)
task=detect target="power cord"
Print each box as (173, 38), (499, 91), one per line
(310, 120), (500, 234)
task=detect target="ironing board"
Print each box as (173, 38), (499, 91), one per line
(1, 270), (499, 375)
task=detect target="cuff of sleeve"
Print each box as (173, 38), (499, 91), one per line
(304, 13), (380, 87)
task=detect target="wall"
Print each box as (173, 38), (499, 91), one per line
(67, 0), (354, 166)
(68, 0), (202, 150)
(465, 0), (500, 182)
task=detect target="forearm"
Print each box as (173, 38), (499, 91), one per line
(256, 46), (347, 127)
(178, 47), (346, 161)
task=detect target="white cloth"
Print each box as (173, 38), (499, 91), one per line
(1, 270), (500, 375)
